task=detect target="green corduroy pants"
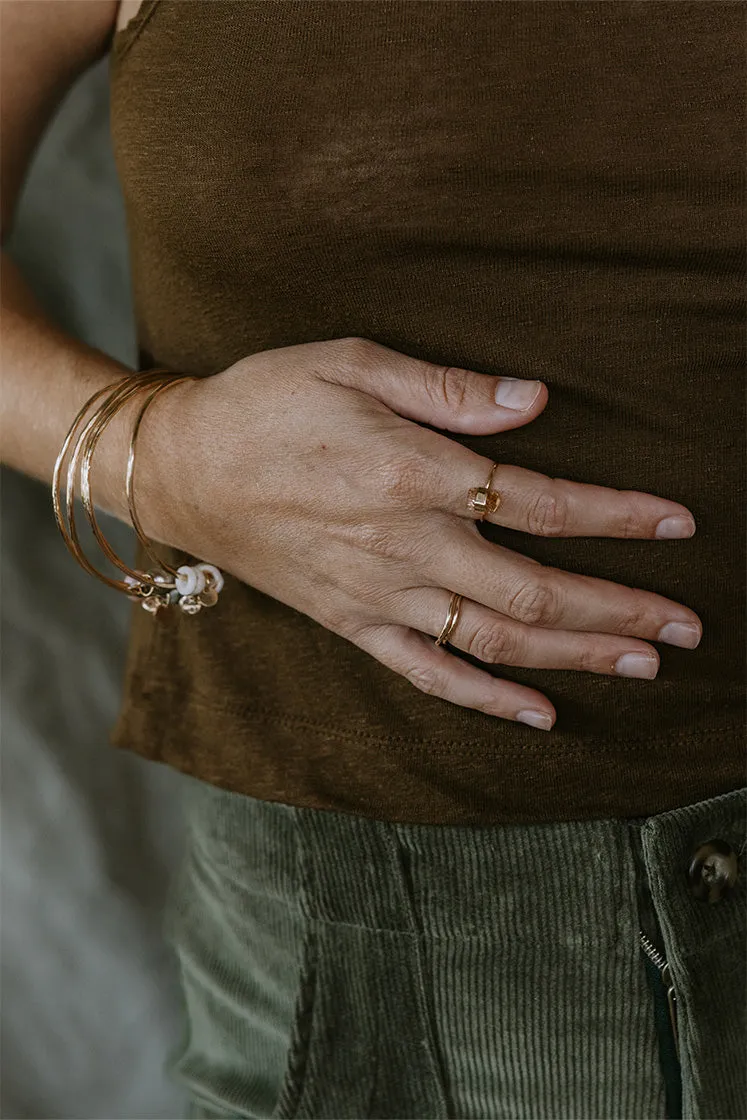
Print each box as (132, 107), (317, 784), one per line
(162, 777), (746, 1120)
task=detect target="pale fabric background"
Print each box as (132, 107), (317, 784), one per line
(1, 56), (189, 1119)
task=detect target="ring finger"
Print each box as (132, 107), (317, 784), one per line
(399, 587), (662, 679)
(422, 518), (703, 644)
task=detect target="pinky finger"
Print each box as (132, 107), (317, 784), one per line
(354, 624), (557, 730)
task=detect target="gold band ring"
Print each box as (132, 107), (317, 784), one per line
(467, 461), (502, 520)
(435, 591), (463, 647)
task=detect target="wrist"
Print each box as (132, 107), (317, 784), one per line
(127, 375), (199, 551)
(91, 374), (197, 553)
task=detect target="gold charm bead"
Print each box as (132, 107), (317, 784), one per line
(199, 586), (219, 607)
(179, 595), (203, 615)
(141, 595), (164, 614)
(125, 580), (151, 602)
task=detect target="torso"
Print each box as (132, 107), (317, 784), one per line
(107, 0), (746, 825)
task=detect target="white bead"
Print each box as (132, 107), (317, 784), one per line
(195, 562), (224, 593)
(175, 565), (205, 596)
(124, 575), (140, 588)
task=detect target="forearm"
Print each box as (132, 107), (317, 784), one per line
(1, 251), (179, 542)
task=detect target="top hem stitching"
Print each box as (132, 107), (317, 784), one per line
(129, 677), (743, 753)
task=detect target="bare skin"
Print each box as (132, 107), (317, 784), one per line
(115, 0), (142, 34)
(1, 1), (702, 733)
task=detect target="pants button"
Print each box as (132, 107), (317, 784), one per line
(687, 839), (739, 902)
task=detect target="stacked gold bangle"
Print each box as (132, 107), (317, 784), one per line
(52, 368), (224, 615)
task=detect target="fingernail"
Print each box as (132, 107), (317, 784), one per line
(516, 709), (553, 730)
(495, 378), (542, 411)
(657, 621), (701, 648)
(614, 652), (659, 679)
(655, 516), (695, 539)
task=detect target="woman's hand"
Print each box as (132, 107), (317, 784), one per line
(150, 337), (701, 731)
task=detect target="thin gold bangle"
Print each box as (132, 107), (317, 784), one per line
(77, 372), (176, 584)
(67, 373), (171, 587)
(125, 375), (197, 577)
(53, 378), (151, 591)
(52, 382), (115, 565)
(52, 370), (172, 591)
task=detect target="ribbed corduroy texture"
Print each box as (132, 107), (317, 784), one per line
(106, 1), (746, 826)
(163, 778), (746, 1119)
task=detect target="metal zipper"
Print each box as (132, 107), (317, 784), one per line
(639, 928), (679, 1060)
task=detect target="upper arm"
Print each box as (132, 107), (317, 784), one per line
(0, 0), (119, 242)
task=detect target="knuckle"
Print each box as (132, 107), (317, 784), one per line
(337, 335), (379, 366)
(403, 662), (443, 697)
(616, 597), (650, 635)
(346, 521), (414, 563)
(506, 577), (560, 627)
(469, 621), (518, 665)
(619, 495), (645, 538)
(322, 606), (353, 637)
(526, 487), (570, 537)
(378, 454), (431, 506)
(574, 643), (599, 674)
(425, 364), (470, 413)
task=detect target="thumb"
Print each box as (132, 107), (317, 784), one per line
(327, 337), (548, 434)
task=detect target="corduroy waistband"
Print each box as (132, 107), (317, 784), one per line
(180, 778), (745, 950)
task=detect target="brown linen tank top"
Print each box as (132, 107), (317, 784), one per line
(107, 1), (745, 826)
